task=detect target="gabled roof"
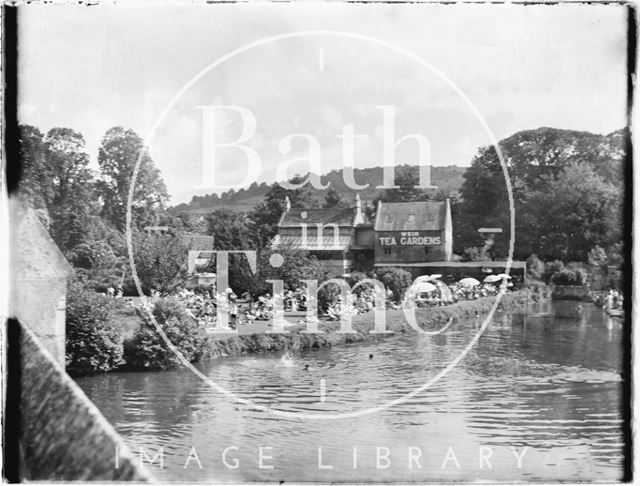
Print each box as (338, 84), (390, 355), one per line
(279, 207), (361, 228)
(374, 201), (446, 232)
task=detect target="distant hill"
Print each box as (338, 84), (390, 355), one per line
(172, 164), (468, 214)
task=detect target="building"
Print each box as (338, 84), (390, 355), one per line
(373, 200), (453, 265)
(10, 204), (73, 366)
(272, 195), (368, 275)
(273, 196), (525, 281)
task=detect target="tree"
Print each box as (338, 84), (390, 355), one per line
(97, 127), (168, 230)
(455, 127), (625, 260)
(323, 188), (345, 208)
(379, 168), (431, 203)
(41, 127), (95, 256)
(376, 267), (413, 303)
(249, 175), (319, 247)
(131, 230), (188, 294)
(18, 126), (95, 242)
(525, 162), (618, 261)
(526, 254), (545, 281)
(206, 209), (257, 250)
(16, 124), (52, 210)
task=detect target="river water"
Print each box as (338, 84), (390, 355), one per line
(76, 303), (627, 482)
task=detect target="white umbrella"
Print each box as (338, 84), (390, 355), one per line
(459, 277), (481, 287)
(483, 275), (502, 283)
(414, 281), (437, 293)
(496, 273), (512, 279)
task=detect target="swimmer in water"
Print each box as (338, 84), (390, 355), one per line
(303, 364), (309, 371)
(280, 352), (294, 367)
(369, 353), (373, 359)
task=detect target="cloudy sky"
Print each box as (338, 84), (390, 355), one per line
(18, 2), (628, 203)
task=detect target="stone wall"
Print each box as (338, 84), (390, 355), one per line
(9, 320), (152, 481)
(10, 204), (72, 366)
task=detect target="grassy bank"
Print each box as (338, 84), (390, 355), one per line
(208, 291), (528, 358)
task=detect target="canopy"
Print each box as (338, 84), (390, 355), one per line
(483, 275), (502, 283)
(496, 273), (513, 279)
(414, 281), (437, 293)
(459, 277), (481, 287)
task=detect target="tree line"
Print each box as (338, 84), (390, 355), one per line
(14, 123), (627, 296)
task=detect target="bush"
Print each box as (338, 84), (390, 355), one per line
(124, 298), (210, 370)
(66, 281), (124, 375)
(376, 267), (413, 303)
(551, 269), (587, 286)
(526, 254), (545, 281)
(543, 260), (565, 283)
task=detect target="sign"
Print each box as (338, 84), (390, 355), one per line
(377, 231), (442, 247)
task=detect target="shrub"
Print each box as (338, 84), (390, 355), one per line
(462, 247), (483, 262)
(526, 254), (545, 281)
(376, 267), (413, 303)
(551, 269), (587, 286)
(543, 260), (565, 283)
(66, 281), (124, 375)
(125, 298), (210, 370)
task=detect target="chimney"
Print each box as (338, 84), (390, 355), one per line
(353, 194), (364, 225)
(284, 196), (291, 212)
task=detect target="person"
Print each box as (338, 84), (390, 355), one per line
(280, 351), (294, 367)
(107, 286), (115, 297)
(229, 292), (238, 328)
(605, 290), (614, 313)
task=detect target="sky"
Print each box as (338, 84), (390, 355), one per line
(18, 2), (628, 204)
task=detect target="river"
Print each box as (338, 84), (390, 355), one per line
(76, 303), (627, 482)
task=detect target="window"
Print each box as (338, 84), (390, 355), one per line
(384, 248), (392, 255)
(424, 246), (431, 255)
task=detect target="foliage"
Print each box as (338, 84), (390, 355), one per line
(454, 127), (625, 260)
(17, 125), (98, 259)
(97, 127), (169, 230)
(525, 162), (618, 261)
(462, 247), (483, 262)
(66, 281), (124, 375)
(249, 175), (319, 247)
(176, 165), (467, 214)
(125, 298), (210, 370)
(17, 125), (52, 210)
(526, 254), (545, 281)
(543, 260), (565, 283)
(550, 269), (588, 287)
(588, 246), (608, 268)
(206, 208), (258, 250)
(246, 248), (323, 297)
(375, 267), (413, 302)
(379, 168), (433, 203)
(131, 230), (188, 294)
(323, 188), (347, 208)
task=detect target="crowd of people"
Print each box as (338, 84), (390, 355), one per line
(105, 274), (515, 328)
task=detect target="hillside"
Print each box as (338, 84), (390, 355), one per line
(172, 165), (468, 214)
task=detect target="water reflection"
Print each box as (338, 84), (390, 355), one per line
(76, 303), (626, 482)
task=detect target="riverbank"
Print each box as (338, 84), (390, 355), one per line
(208, 290), (529, 358)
